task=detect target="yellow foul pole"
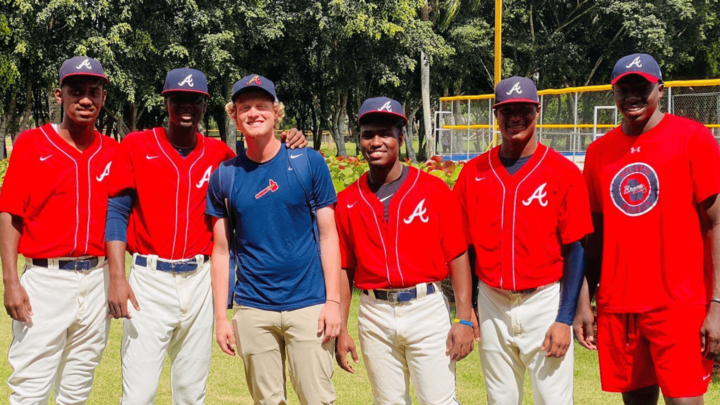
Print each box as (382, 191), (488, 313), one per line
(494, 0), (502, 85)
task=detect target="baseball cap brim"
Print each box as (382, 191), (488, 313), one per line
(492, 98), (541, 109)
(358, 111), (408, 126)
(60, 72), (108, 85)
(161, 89), (210, 97)
(611, 72), (660, 85)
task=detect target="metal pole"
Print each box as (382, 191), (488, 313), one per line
(573, 92), (578, 163)
(494, 0), (502, 85)
(539, 94), (544, 144)
(467, 99), (471, 160)
(667, 87), (672, 114)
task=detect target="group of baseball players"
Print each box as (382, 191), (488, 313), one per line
(0, 51), (718, 405)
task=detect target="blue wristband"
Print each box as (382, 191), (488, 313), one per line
(454, 318), (473, 328)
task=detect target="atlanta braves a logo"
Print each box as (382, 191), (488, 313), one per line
(506, 82), (523, 95)
(403, 199), (429, 224)
(178, 75), (194, 87)
(377, 101), (393, 112)
(610, 162), (659, 216)
(625, 57), (643, 69)
(255, 179), (279, 199)
(96, 162), (111, 181)
(522, 183), (548, 207)
(246, 75), (262, 85)
(196, 166), (212, 188)
(76, 59), (92, 70)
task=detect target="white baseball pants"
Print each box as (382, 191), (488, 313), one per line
(358, 283), (460, 405)
(8, 259), (110, 405)
(476, 280), (574, 405)
(121, 254), (213, 405)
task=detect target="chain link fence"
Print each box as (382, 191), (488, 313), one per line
(435, 80), (720, 165)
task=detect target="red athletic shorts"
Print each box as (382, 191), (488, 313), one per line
(597, 305), (714, 398)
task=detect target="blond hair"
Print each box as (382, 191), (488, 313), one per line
(225, 99), (285, 129)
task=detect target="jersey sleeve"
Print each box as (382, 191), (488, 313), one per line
(0, 133), (32, 217)
(438, 182), (469, 262)
(583, 144), (603, 213)
(309, 150), (337, 209)
(558, 168), (594, 244)
(452, 163), (473, 246)
(108, 136), (136, 197)
(688, 126), (720, 204)
(205, 167), (228, 218)
(335, 200), (357, 270)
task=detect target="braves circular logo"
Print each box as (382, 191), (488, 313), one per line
(610, 163), (659, 216)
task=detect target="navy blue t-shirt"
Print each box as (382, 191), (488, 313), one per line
(206, 146), (337, 311)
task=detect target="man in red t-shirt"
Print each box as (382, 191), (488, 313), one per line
(575, 53), (720, 405)
(334, 97), (477, 404)
(105, 68), (307, 403)
(0, 57), (118, 404)
(455, 77), (593, 404)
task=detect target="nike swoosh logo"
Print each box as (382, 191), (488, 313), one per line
(704, 374), (712, 381)
(347, 202), (357, 208)
(379, 194), (393, 203)
(290, 154), (301, 159)
(475, 177), (485, 182)
(40, 155), (52, 161)
(146, 155), (159, 160)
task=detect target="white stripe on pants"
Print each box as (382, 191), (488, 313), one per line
(8, 260), (110, 405)
(121, 255), (213, 405)
(358, 284), (459, 405)
(476, 280), (573, 405)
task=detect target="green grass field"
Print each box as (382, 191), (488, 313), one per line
(0, 256), (718, 404)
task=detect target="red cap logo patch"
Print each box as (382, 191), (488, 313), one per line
(246, 75), (262, 86)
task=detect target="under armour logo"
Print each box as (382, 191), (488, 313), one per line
(522, 183), (548, 207)
(76, 59), (92, 70)
(246, 75), (262, 85)
(196, 166), (212, 188)
(506, 82), (523, 95)
(377, 101), (392, 112)
(403, 199), (429, 224)
(96, 162), (111, 182)
(178, 75), (194, 87)
(631, 147), (641, 154)
(625, 57), (643, 69)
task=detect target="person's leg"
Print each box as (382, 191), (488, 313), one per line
(233, 305), (286, 405)
(54, 263), (111, 405)
(8, 264), (78, 405)
(476, 281), (525, 405)
(357, 292), (412, 405)
(403, 286), (459, 405)
(121, 262), (178, 404)
(515, 283), (573, 405)
(166, 261), (214, 405)
(283, 304), (336, 405)
(621, 386), (660, 405)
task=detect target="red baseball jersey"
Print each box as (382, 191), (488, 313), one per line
(0, 123), (118, 258)
(455, 143), (593, 291)
(108, 128), (235, 260)
(584, 114), (720, 313)
(335, 166), (467, 290)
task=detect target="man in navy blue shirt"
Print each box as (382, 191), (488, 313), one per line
(206, 74), (340, 404)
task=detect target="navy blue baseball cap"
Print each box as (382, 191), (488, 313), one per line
(358, 97), (407, 126)
(162, 68), (210, 97)
(611, 53), (662, 85)
(492, 76), (540, 109)
(59, 56), (107, 85)
(232, 74), (277, 102)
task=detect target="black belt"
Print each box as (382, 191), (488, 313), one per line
(134, 255), (209, 273)
(32, 257), (100, 271)
(364, 283), (436, 303)
(510, 287), (538, 294)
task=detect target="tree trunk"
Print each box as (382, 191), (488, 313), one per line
(16, 80), (33, 136)
(331, 92), (348, 157)
(404, 103), (419, 162)
(420, 1), (433, 158)
(48, 85), (61, 123)
(311, 103), (322, 151)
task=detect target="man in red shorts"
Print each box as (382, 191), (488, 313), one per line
(575, 53), (720, 405)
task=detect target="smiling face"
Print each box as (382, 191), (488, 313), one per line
(55, 76), (107, 126)
(232, 90), (277, 139)
(164, 92), (207, 130)
(494, 102), (540, 145)
(613, 75), (663, 125)
(359, 119), (404, 168)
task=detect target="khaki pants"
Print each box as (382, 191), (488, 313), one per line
(233, 303), (335, 405)
(476, 280), (574, 405)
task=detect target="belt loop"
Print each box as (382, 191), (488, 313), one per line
(48, 258), (59, 270)
(96, 256), (106, 268)
(148, 255), (158, 271)
(27, 258), (33, 268)
(196, 254), (205, 267)
(368, 290), (376, 300)
(416, 282), (427, 299)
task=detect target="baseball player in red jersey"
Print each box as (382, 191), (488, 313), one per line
(105, 68), (307, 403)
(0, 56), (118, 404)
(574, 54), (720, 405)
(334, 97), (478, 404)
(454, 77), (593, 404)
